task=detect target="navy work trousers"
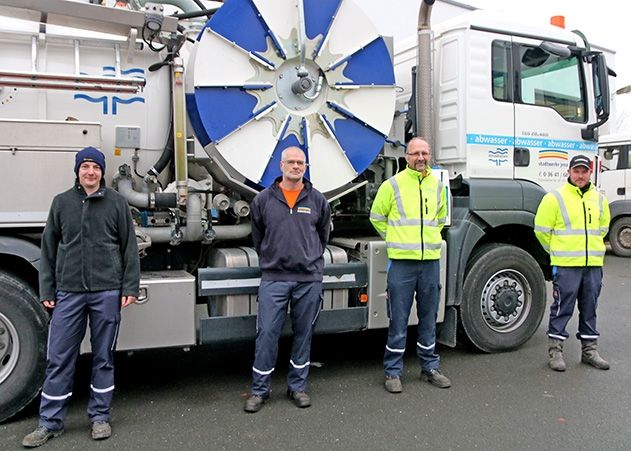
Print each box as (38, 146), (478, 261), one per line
(251, 281), (322, 396)
(39, 290), (121, 430)
(548, 266), (602, 341)
(384, 259), (441, 376)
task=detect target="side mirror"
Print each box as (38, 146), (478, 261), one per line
(539, 41), (571, 58)
(581, 52), (610, 141)
(593, 54), (610, 120)
(603, 149), (614, 161)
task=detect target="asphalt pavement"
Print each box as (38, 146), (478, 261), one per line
(2, 255), (630, 450)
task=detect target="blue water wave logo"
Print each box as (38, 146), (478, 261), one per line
(73, 66), (145, 115)
(489, 147), (509, 166)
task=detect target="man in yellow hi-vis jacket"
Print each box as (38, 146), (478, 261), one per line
(370, 137), (449, 393)
(535, 154), (610, 372)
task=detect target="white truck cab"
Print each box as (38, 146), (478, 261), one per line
(599, 133), (631, 256)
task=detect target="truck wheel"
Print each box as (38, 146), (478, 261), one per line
(0, 272), (49, 423)
(461, 244), (546, 352)
(608, 217), (631, 257)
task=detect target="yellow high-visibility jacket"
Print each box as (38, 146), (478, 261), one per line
(370, 166), (447, 260)
(534, 181), (610, 267)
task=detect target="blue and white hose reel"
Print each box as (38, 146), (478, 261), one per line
(187, 0), (396, 195)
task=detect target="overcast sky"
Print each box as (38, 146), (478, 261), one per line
(359, 0), (631, 132)
(468, 0), (630, 86)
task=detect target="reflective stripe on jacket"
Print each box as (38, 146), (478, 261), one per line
(534, 181), (610, 267)
(370, 166), (447, 260)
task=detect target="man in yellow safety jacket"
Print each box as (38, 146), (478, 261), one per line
(370, 137), (449, 393)
(534, 154), (610, 372)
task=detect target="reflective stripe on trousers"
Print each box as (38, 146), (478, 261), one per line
(39, 290), (121, 430)
(251, 281), (322, 395)
(548, 267), (602, 340)
(384, 259), (441, 376)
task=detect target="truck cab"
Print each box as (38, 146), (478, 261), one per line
(599, 133), (631, 256)
(389, 10), (611, 351)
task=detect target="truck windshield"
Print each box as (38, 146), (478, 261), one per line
(518, 46), (586, 123)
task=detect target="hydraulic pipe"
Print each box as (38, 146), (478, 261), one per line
(147, 126), (174, 178)
(185, 193), (203, 242)
(416, 0), (435, 160)
(140, 222), (251, 243)
(116, 177), (177, 209)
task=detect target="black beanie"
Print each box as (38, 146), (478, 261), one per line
(74, 146), (106, 175)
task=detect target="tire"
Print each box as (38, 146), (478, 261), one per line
(460, 244), (546, 353)
(0, 272), (49, 423)
(608, 217), (631, 257)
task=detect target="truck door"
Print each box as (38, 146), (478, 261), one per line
(511, 37), (595, 191)
(600, 143), (631, 202)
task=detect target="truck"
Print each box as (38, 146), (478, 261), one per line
(598, 132), (631, 256)
(0, 0), (611, 422)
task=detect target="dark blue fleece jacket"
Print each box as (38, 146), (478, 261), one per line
(250, 177), (331, 282)
(39, 182), (140, 301)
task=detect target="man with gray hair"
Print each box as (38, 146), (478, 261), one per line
(244, 146), (330, 413)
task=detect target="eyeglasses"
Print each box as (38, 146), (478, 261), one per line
(405, 152), (430, 158)
(282, 159), (308, 167)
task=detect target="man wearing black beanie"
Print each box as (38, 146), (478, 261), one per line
(22, 147), (140, 447)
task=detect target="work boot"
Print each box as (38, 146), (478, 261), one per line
(421, 369), (451, 388)
(548, 338), (566, 372)
(22, 426), (64, 448)
(384, 375), (403, 393)
(90, 421), (111, 440)
(581, 340), (610, 370)
(287, 389), (311, 408)
(243, 393), (268, 413)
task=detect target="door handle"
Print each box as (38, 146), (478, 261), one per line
(618, 187), (626, 196)
(514, 147), (530, 167)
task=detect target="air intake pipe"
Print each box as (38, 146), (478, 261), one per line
(416, 0), (435, 159)
(116, 168), (177, 209)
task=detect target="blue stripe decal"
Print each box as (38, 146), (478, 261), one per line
(466, 133), (597, 151)
(74, 94), (108, 114)
(305, 0), (341, 40)
(102, 66), (145, 76)
(112, 96), (144, 115)
(259, 134), (302, 187)
(339, 37), (395, 86)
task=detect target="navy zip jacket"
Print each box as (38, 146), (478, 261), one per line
(39, 181), (140, 301)
(251, 177), (331, 282)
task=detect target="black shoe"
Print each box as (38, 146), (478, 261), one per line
(22, 426), (64, 448)
(90, 421), (112, 440)
(421, 369), (451, 388)
(384, 375), (403, 393)
(287, 389), (311, 408)
(244, 393), (268, 413)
